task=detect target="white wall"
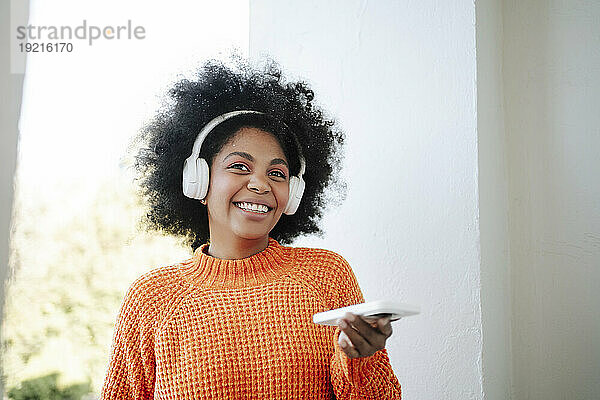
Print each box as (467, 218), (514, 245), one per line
(250, 1), (483, 398)
(503, 1), (600, 399)
(476, 0), (512, 399)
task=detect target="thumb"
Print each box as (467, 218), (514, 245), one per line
(378, 317), (393, 334)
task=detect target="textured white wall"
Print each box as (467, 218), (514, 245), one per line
(476, 0), (512, 399)
(504, 1), (600, 399)
(250, 1), (483, 398)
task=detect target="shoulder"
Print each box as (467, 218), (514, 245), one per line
(284, 244), (358, 307)
(126, 264), (180, 296)
(120, 263), (190, 320)
(290, 245), (353, 276)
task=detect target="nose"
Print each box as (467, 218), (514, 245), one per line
(247, 174), (271, 194)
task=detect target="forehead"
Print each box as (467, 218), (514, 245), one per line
(223, 127), (286, 156)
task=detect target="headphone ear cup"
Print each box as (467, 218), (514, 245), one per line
(196, 158), (210, 200)
(182, 155), (198, 199)
(283, 176), (305, 215)
(182, 157), (209, 200)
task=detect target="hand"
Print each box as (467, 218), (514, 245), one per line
(337, 312), (393, 359)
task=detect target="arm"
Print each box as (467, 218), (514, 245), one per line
(101, 278), (156, 399)
(329, 255), (402, 399)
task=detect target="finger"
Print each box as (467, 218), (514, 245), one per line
(341, 340), (360, 358)
(344, 312), (383, 347)
(340, 315), (371, 355)
(338, 330), (351, 347)
(338, 330), (359, 358)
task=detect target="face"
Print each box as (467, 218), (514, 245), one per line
(204, 127), (290, 242)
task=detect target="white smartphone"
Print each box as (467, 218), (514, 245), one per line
(312, 300), (420, 326)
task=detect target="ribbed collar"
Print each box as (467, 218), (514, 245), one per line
(179, 237), (293, 288)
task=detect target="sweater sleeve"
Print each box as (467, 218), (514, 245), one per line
(328, 255), (402, 399)
(101, 277), (156, 399)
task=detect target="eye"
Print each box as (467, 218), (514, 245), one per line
(269, 169), (287, 179)
(228, 163), (250, 172)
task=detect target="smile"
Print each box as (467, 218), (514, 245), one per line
(233, 202), (272, 214)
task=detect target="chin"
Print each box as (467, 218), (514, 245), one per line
(231, 216), (282, 241)
(232, 227), (272, 241)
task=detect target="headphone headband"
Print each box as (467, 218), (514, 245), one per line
(190, 110), (261, 158)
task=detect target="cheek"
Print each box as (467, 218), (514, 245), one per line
(276, 184), (290, 209)
(208, 172), (238, 201)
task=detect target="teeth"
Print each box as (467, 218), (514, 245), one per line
(236, 202), (269, 213)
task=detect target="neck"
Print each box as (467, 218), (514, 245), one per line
(207, 233), (270, 260)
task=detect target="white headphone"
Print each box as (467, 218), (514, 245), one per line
(182, 110), (306, 215)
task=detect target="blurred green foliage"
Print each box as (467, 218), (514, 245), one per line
(7, 373), (90, 400)
(2, 172), (189, 398)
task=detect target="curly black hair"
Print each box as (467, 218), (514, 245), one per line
(130, 57), (346, 251)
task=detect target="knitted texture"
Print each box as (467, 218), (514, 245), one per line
(101, 238), (402, 399)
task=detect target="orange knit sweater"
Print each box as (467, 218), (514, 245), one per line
(101, 238), (401, 399)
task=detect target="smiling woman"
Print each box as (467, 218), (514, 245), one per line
(101, 58), (402, 399)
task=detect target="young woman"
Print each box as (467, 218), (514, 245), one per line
(101, 59), (401, 399)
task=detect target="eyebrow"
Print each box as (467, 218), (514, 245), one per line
(223, 151), (289, 168)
